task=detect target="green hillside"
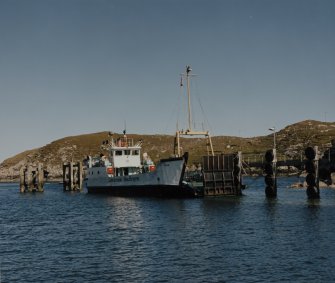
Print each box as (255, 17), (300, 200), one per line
(1, 120), (334, 180)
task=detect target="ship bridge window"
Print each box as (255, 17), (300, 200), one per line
(132, 150), (139, 155)
(124, 150), (131, 155)
(115, 150), (122, 156)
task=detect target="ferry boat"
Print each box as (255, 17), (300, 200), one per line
(85, 132), (199, 197)
(86, 65), (242, 197)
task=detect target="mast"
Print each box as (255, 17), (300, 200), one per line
(174, 66), (214, 157)
(186, 65), (192, 131)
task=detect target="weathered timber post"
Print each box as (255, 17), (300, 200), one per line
(315, 146), (320, 197)
(319, 142), (334, 185)
(63, 162), (83, 191)
(69, 162), (74, 190)
(305, 146), (320, 199)
(19, 166), (26, 193)
(19, 163), (45, 193)
(27, 166), (34, 192)
(233, 151), (243, 195)
(62, 163), (67, 191)
(77, 162), (83, 190)
(37, 163), (44, 192)
(264, 149), (277, 198)
(73, 165), (78, 190)
(273, 148), (277, 192)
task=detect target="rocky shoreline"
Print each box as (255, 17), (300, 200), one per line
(290, 180), (335, 189)
(1, 120), (334, 186)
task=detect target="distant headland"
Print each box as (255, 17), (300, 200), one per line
(0, 120), (334, 181)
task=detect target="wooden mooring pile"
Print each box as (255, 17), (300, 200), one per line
(62, 162), (83, 191)
(20, 164), (45, 193)
(258, 145), (330, 199)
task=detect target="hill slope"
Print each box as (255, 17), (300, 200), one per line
(1, 120), (334, 180)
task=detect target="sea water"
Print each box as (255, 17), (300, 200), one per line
(1, 177), (335, 282)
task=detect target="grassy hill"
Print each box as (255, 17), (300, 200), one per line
(1, 120), (334, 180)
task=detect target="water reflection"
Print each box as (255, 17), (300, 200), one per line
(307, 198), (321, 208)
(263, 197), (278, 218)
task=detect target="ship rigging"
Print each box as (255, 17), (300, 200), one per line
(174, 65), (214, 157)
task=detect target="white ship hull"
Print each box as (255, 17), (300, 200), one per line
(86, 153), (198, 197)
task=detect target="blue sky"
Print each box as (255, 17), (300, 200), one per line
(0, 0), (334, 162)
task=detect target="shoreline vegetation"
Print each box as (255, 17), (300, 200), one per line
(1, 120), (335, 184)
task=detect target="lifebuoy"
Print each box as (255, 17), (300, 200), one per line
(106, 167), (114, 175)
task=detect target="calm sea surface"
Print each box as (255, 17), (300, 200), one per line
(1, 177), (335, 283)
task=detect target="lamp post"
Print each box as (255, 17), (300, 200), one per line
(269, 127), (277, 163)
(268, 127), (276, 150)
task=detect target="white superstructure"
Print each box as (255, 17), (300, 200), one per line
(85, 133), (195, 197)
